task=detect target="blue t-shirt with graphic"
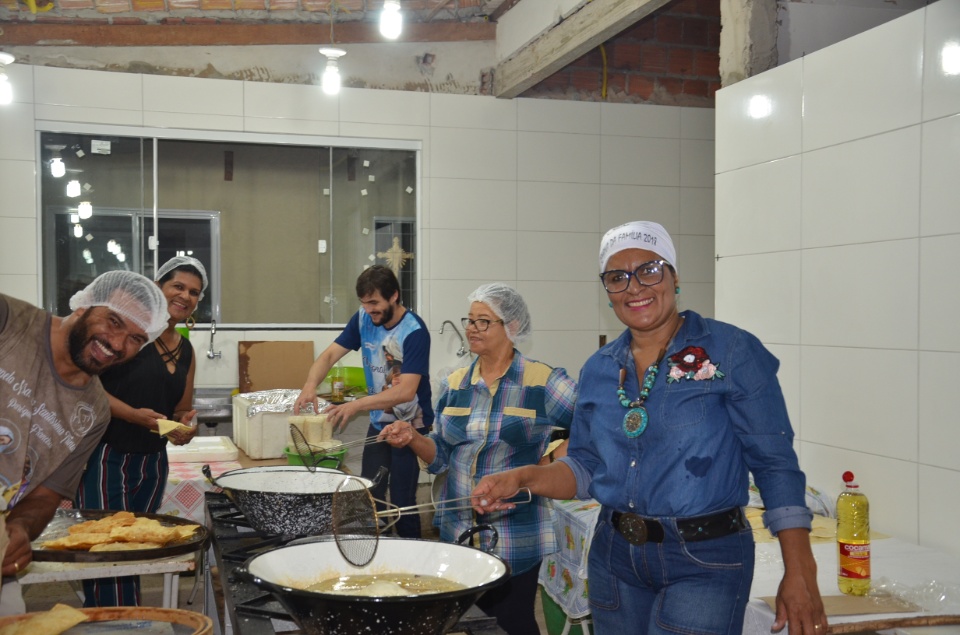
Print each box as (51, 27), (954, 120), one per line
(335, 308), (434, 431)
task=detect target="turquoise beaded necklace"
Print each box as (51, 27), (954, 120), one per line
(618, 359), (661, 438)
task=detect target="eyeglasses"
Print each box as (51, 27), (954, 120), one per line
(461, 317), (504, 332)
(599, 259), (668, 293)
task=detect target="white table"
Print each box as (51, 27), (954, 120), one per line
(745, 538), (960, 635)
(18, 551), (200, 609)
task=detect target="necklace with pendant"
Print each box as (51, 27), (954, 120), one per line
(617, 364), (659, 438)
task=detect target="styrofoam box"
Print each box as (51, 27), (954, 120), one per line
(167, 436), (239, 463)
(233, 394), (294, 459)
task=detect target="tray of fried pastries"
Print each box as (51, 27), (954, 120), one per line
(31, 509), (208, 563)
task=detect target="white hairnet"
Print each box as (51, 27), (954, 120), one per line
(68, 270), (169, 343)
(467, 283), (532, 344)
(155, 256), (208, 302)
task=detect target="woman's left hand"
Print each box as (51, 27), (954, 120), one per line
(378, 421), (415, 448)
(168, 409), (198, 445)
(772, 528), (828, 635)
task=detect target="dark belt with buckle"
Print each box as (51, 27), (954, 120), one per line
(610, 507), (746, 546)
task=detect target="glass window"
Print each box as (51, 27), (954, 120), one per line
(39, 131), (419, 325)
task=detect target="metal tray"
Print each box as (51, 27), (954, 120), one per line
(31, 509), (208, 563)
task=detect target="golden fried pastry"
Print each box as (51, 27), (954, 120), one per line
(109, 518), (180, 545)
(0, 603), (88, 635)
(41, 533), (115, 551)
(68, 511), (136, 535)
(89, 541), (163, 552)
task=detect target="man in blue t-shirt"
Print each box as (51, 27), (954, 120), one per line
(295, 265), (433, 538)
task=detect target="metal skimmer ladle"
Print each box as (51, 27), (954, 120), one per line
(332, 475), (532, 567)
(289, 424), (340, 472)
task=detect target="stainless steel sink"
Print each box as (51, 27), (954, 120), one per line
(193, 387), (234, 426)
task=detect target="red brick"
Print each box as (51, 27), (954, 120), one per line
(95, 0), (131, 12)
(538, 71), (570, 91)
(622, 16), (656, 40)
(682, 18), (708, 46)
(199, 0), (230, 9)
(605, 71), (627, 95)
(668, 48), (694, 75)
(301, 0), (329, 11)
(235, 0), (265, 7)
(570, 69), (601, 92)
(693, 49), (718, 77)
(0, 0), (18, 9)
(269, 0), (297, 10)
(668, 0), (699, 15)
(58, 0), (95, 8)
(659, 77), (684, 95)
(610, 41), (642, 70)
(682, 79), (710, 97)
(160, 15), (185, 21)
(640, 44), (669, 73)
(573, 47), (603, 68)
(131, 0), (165, 10)
(626, 74), (655, 100)
(656, 15), (683, 44)
(111, 15), (147, 22)
(706, 21), (721, 48)
(698, 0), (721, 18)
(184, 15), (220, 21)
(708, 80), (721, 97)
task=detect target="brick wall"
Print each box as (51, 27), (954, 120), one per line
(521, 0), (720, 107)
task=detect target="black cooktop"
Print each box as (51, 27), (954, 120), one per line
(203, 492), (506, 635)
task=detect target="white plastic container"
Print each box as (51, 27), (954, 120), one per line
(167, 436), (239, 463)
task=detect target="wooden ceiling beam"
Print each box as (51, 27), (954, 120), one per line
(493, 0), (670, 98)
(0, 20), (495, 46)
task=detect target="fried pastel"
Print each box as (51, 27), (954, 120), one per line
(68, 511), (137, 535)
(108, 517), (180, 545)
(89, 541), (163, 552)
(41, 532), (115, 551)
(0, 603), (88, 635)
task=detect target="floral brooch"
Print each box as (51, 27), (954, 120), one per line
(667, 346), (726, 383)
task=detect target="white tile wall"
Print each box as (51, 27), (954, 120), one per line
(680, 139), (715, 187)
(600, 136), (680, 186)
(678, 187), (714, 235)
(0, 160), (37, 218)
(714, 61), (802, 173)
(35, 66), (143, 111)
(516, 231), (597, 282)
(517, 182), (598, 233)
(599, 184), (679, 233)
(800, 241), (918, 350)
(518, 131), (600, 183)
(0, 217), (37, 275)
(680, 107), (715, 140)
(802, 9), (924, 151)
(919, 114), (960, 236)
(0, 102), (37, 161)
(801, 127), (921, 248)
(429, 178), (517, 231)
(430, 127), (517, 181)
(35, 105), (144, 127)
(432, 93), (517, 131)
(143, 75), (244, 116)
(428, 229), (517, 280)
(244, 81), (339, 122)
(717, 2), (960, 555)
(2, 63), (34, 105)
(518, 98), (599, 134)
(921, 0), (960, 123)
(0, 274), (38, 304)
(339, 88), (430, 126)
(600, 102), (680, 138)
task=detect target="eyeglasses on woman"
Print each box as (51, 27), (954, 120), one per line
(461, 317), (504, 332)
(600, 259), (669, 293)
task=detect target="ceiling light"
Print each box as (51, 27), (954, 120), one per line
(77, 201), (93, 220)
(380, 0), (402, 40)
(66, 180), (81, 197)
(70, 213), (79, 223)
(74, 224), (83, 238)
(0, 52), (14, 106)
(50, 157), (66, 178)
(320, 48), (346, 96)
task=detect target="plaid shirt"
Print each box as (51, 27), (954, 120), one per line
(426, 351), (577, 575)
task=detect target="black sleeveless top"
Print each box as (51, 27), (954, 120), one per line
(99, 335), (194, 454)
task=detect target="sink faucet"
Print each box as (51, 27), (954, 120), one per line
(439, 320), (468, 358)
(207, 319), (221, 359)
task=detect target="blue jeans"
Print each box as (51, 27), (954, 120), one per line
(588, 511), (755, 635)
(361, 423), (427, 539)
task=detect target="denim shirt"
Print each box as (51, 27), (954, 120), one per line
(560, 310), (812, 535)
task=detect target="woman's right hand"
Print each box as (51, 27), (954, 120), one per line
(378, 421), (415, 448)
(134, 408), (165, 430)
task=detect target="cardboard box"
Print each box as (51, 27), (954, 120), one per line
(238, 341), (314, 394)
(233, 392), (299, 459)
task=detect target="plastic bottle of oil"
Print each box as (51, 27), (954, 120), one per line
(837, 471), (870, 596)
(330, 361), (345, 402)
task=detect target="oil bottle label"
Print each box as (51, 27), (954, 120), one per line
(838, 541), (870, 579)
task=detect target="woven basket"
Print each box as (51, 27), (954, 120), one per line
(0, 606), (213, 634)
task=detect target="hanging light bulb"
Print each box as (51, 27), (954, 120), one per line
(50, 157), (66, 178)
(74, 224), (83, 238)
(0, 52), (14, 106)
(77, 201), (93, 220)
(320, 48), (346, 96)
(70, 213), (80, 224)
(107, 239), (119, 254)
(380, 0), (402, 40)
(117, 252), (126, 263)
(66, 180), (81, 198)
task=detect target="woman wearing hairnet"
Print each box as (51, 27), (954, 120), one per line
(379, 283), (577, 635)
(74, 256), (207, 607)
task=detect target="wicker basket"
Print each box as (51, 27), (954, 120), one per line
(0, 606), (213, 634)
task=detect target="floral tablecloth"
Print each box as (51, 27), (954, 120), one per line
(158, 460), (242, 523)
(539, 498), (601, 620)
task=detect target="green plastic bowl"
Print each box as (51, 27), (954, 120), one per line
(284, 446), (347, 469)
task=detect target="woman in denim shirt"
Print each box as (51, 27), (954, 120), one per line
(473, 222), (827, 635)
